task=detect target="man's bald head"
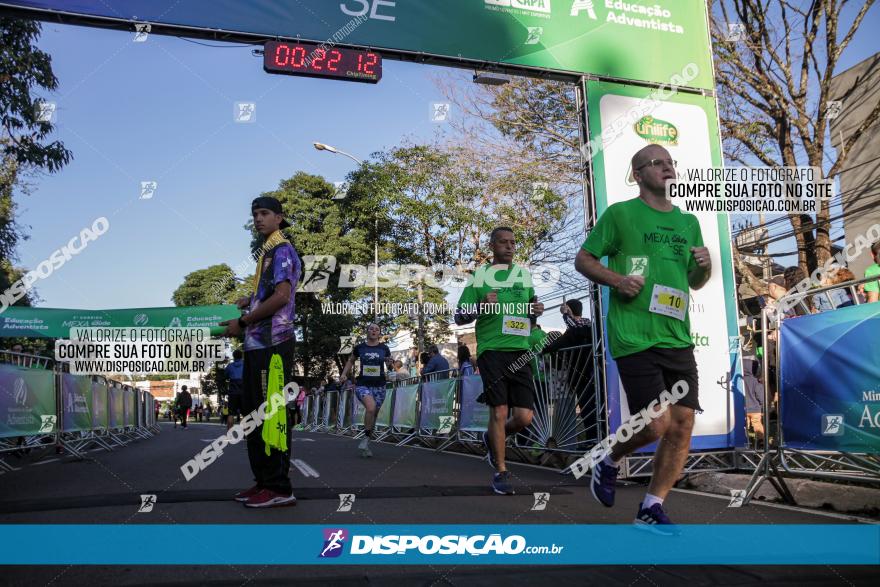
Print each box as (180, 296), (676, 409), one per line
(631, 144), (671, 171)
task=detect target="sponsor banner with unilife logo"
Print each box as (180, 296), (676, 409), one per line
(585, 80), (744, 450)
(779, 302), (880, 452)
(0, 525), (877, 564)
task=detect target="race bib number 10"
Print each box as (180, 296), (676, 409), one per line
(649, 284), (688, 321)
(501, 316), (530, 337)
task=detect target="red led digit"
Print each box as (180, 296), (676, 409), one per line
(312, 48), (326, 71)
(327, 50), (342, 72)
(291, 45), (306, 68)
(274, 44), (289, 67)
(363, 53), (378, 75)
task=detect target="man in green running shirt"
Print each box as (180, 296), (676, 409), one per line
(455, 226), (544, 496)
(575, 144), (711, 533)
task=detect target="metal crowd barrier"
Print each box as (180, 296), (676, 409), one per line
(306, 346), (604, 467)
(740, 275), (880, 505)
(0, 351), (159, 470)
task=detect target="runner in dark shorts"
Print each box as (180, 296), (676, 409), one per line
(339, 323), (393, 457)
(455, 227), (544, 496)
(575, 144), (712, 534)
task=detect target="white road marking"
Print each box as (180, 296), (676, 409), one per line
(291, 458), (320, 478)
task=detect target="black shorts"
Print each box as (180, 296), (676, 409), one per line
(227, 394), (243, 416)
(476, 350), (536, 410)
(615, 346), (700, 413)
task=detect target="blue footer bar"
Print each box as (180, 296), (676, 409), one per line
(0, 525), (877, 565)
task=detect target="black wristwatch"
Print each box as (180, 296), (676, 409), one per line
(238, 317), (247, 329)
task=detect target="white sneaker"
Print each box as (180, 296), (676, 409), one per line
(358, 437), (368, 451)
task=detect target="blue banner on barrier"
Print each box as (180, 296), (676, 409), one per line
(779, 303), (880, 452)
(0, 525), (876, 564)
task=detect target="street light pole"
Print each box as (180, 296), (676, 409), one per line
(313, 142), (379, 317)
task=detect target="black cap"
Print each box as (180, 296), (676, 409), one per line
(251, 196), (291, 229)
(769, 275), (785, 287)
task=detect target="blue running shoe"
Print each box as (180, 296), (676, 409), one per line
(590, 459), (618, 507)
(491, 471), (514, 495)
(482, 431), (498, 469)
(634, 502), (680, 536)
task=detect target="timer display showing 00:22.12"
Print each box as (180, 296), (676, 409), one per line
(263, 41), (382, 83)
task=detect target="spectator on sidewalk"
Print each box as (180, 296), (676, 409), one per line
(421, 345), (450, 380)
(457, 345), (475, 377)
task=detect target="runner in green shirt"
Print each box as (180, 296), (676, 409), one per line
(455, 227), (544, 495)
(574, 144), (711, 533)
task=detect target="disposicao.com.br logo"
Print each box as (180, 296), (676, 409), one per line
(318, 528), (563, 557)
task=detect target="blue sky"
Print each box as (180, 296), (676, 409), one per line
(18, 24), (458, 311)
(14, 8), (880, 323)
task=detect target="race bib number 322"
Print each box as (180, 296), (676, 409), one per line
(501, 316), (530, 337)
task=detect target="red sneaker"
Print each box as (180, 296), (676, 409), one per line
(244, 488), (297, 508)
(233, 485), (261, 502)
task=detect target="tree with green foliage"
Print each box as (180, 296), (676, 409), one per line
(171, 264), (237, 306)
(1, 17), (71, 308)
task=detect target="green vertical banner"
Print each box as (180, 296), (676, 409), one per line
(61, 373), (92, 432)
(419, 379), (457, 430)
(584, 79), (744, 450)
(392, 384), (419, 429)
(91, 379), (108, 430)
(108, 386), (123, 429)
(123, 388), (135, 427)
(0, 364), (56, 438)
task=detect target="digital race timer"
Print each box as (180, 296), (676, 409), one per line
(263, 41), (382, 84)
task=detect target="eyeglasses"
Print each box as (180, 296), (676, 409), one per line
(634, 158), (678, 171)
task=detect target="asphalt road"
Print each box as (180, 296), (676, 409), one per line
(0, 422), (876, 585)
